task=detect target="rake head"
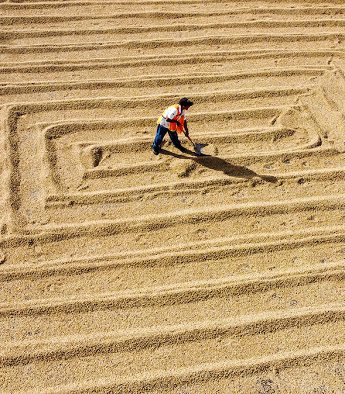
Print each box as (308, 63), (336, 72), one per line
(194, 143), (208, 156)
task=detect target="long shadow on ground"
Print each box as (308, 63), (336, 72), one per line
(160, 148), (278, 183)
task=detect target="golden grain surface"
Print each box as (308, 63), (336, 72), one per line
(0, 1), (345, 393)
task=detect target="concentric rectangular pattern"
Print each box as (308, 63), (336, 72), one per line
(1, 1), (345, 393)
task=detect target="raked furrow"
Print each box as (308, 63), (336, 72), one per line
(30, 345), (345, 394)
(1, 33), (345, 60)
(3, 20), (345, 47)
(1, 304), (345, 392)
(0, 261), (344, 341)
(0, 68), (326, 105)
(21, 193), (345, 242)
(46, 166), (345, 223)
(0, 46), (335, 68)
(67, 146), (343, 195)
(2, 3), (345, 17)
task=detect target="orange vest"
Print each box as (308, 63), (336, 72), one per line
(157, 104), (185, 133)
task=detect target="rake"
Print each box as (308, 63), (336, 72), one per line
(184, 133), (203, 155)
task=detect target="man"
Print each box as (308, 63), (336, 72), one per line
(151, 97), (193, 155)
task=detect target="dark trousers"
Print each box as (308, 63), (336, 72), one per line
(152, 125), (182, 150)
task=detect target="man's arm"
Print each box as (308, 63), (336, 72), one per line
(164, 107), (179, 124)
(165, 118), (181, 124)
(183, 120), (189, 136)
(163, 108), (184, 128)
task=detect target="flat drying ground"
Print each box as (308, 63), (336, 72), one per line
(0, 0), (345, 393)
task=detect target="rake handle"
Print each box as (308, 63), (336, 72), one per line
(184, 132), (196, 147)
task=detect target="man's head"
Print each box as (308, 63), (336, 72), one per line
(179, 97), (194, 110)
